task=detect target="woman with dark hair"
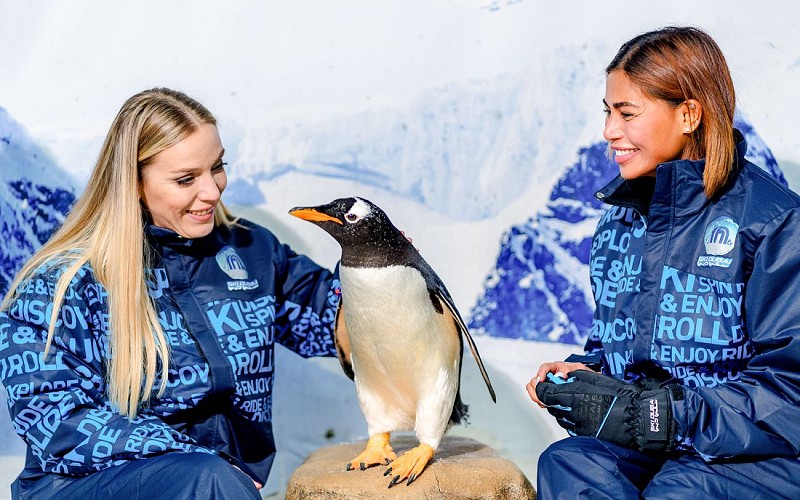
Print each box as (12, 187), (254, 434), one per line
(528, 27), (800, 498)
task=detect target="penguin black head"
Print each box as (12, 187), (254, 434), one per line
(289, 197), (415, 266)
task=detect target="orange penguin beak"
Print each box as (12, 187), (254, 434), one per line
(289, 207), (343, 225)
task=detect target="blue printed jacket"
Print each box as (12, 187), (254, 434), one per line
(579, 133), (800, 460)
(0, 219), (339, 486)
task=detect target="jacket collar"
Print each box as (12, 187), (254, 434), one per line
(145, 224), (197, 247)
(595, 129), (747, 218)
(145, 223), (229, 253)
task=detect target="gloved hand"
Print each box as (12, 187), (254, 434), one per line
(535, 370), (683, 453)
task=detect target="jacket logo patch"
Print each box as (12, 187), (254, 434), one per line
(698, 217), (738, 268)
(216, 246), (259, 290)
(216, 246), (248, 279)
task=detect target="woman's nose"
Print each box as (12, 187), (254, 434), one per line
(603, 115), (622, 142)
(197, 172), (222, 201)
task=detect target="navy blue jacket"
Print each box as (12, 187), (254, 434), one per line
(0, 219), (339, 486)
(577, 133), (800, 460)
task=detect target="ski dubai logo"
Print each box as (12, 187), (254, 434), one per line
(216, 246), (259, 290)
(698, 216), (739, 268)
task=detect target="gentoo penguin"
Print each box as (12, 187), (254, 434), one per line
(289, 197), (496, 487)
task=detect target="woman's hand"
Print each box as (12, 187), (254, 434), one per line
(526, 361), (593, 407)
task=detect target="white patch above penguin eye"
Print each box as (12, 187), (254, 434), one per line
(345, 198), (372, 224)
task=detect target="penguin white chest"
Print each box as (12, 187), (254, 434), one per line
(338, 265), (459, 372)
(340, 265), (433, 338)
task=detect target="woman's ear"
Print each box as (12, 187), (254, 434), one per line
(682, 99), (703, 134)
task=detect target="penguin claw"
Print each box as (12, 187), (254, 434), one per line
(347, 433), (396, 472)
(385, 443), (435, 487)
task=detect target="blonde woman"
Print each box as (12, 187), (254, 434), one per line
(0, 88), (341, 498)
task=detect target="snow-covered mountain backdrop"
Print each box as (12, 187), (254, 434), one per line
(0, 108), (76, 296)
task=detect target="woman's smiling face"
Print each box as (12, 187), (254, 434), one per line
(603, 70), (690, 179)
(139, 122), (227, 238)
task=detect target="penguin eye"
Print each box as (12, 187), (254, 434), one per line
(345, 213), (359, 223)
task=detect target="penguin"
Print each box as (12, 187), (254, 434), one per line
(289, 197), (496, 488)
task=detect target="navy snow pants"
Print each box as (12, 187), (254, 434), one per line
(11, 452), (262, 500)
(538, 436), (800, 500)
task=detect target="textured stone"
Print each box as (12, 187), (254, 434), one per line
(286, 435), (536, 499)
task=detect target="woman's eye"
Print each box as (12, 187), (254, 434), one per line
(212, 161), (227, 172)
(177, 177), (195, 186)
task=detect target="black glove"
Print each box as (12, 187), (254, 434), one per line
(535, 370), (683, 453)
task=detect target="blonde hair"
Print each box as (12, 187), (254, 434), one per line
(2, 88), (236, 417)
(607, 26), (737, 198)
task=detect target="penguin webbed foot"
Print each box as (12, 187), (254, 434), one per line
(345, 432), (396, 472)
(384, 443), (434, 488)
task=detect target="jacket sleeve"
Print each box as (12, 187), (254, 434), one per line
(672, 208), (800, 460)
(0, 267), (215, 477)
(272, 241), (340, 358)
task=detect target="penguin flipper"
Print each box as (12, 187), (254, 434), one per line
(434, 290), (497, 403)
(334, 299), (355, 381)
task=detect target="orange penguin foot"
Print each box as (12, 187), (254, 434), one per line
(346, 432), (396, 471)
(383, 443), (435, 488)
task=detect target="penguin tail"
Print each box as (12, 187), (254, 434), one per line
(448, 391), (469, 426)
